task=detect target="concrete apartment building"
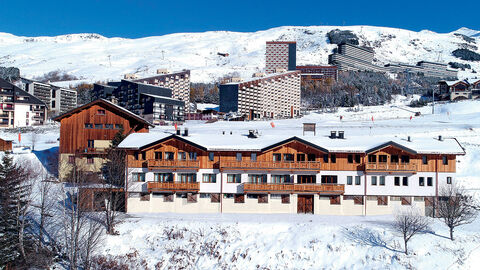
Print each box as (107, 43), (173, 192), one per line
(20, 78), (77, 115)
(265, 41), (297, 74)
(219, 71), (301, 120)
(329, 43), (458, 79)
(0, 78), (47, 128)
(118, 130), (464, 216)
(92, 80), (185, 124)
(296, 65), (338, 81)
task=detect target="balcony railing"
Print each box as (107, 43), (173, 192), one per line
(75, 148), (108, 155)
(147, 159), (200, 170)
(243, 183), (345, 194)
(147, 182), (200, 192)
(366, 162), (417, 172)
(221, 161), (322, 171)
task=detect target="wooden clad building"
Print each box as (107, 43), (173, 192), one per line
(53, 99), (153, 180)
(0, 138), (13, 152)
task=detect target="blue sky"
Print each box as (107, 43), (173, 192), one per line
(1, 0), (479, 38)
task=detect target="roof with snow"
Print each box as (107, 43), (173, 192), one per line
(117, 132), (465, 155)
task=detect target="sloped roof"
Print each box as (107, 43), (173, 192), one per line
(52, 98), (154, 127)
(0, 78), (46, 106)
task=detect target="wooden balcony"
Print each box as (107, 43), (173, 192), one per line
(221, 161), (322, 171)
(366, 162), (417, 172)
(147, 159), (200, 170)
(147, 182), (200, 192)
(242, 183), (344, 194)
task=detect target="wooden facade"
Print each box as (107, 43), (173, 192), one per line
(0, 138), (12, 152)
(54, 99), (152, 154)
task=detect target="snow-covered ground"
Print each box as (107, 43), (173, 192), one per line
(1, 26), (479, 83)
(1, 99), (480, 269)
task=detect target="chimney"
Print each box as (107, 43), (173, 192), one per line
(330, 131), (337, 139)
(438, 135), (443, 141)
(176, 129), (181, 135)
(338, 131), (345, 139)
(222, 131), (225, 135)
(407, 136), (411, 142)
(183, 128), (189, 136)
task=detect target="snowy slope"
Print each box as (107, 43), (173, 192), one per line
(0, 26), (479, 83)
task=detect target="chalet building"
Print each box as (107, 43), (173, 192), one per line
(0, 78), (47, 128)
(19, 78), (78, 115)
(219, 71), (301, 120)
(0, 138), (13, 152)
(53, 99), (153, 180)
(438, 78), (480, 100)
(92, 80), (185, 124)
(118, 131), (464, 216)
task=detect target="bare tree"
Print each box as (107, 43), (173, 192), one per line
(437, 184), (478, 240)
(393, 207), (430, 254)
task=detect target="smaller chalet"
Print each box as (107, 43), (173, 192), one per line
(0, 138), (13, 152)
(438, 78), (480, 100)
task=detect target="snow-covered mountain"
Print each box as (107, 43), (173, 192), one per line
(0, 25), (479, 83)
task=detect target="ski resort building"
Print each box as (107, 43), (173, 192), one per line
(20, 78), (77, 115)
(328, 43), (457, 79)
(438, 78), (480, 100)
(118, 131), (464, 216)
(92, 80), (185, 124)
(265, 41), (297, 74)
(0, 78), (47, 128)
(219, 71), (301, 120)
(53, 99), (153, 181)
(296, 65), (338, 81)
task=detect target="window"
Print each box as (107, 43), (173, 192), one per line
(211, 194), (220, 203)
(419, 177), (425, 186)
(371, 176), (377, 185)
(94, 124), (103, 129)
(105, 124), (114, 129)
(68, 155), (75, 164)
(97, 109), (106, 115)
(347, 176), (353, 185)
(283, 154), (294, 162)
(115, 124), (123, 129)
(140, 193), (150, 201)
(355, 176), (361, 185)
(355, 155), (361, 163)
(379, 155), (387, 163)
(394, 177), (400, 186)
(271, 175), (291, 183)
(141, 152), (146, 160)
(227, 174), (241, 183)
(323, 154), (329, 163)
(368, 155), (376, 163)
(154, 152), (162, 160)
(165, 152), (174, 160)
(427, 177), (433, 186)
(330, 154), (336, 163)
(178, 174), (196, 183)
(202, 174), (216, 183)
(234, 194), (244, 203)
(353, 196), (364, 205)
(154, 173), (173, 182)
(87, 157), (94, 164)
(307, 154), (316, 161)
(391, 155), (399, 163)
(401, 155), (410, 164)
(248, 174), (267, 183)
(321, 175), (338, 184)
(273, 153), (282, 161)
(88, 140), (94, 148)
(377, 196), (388, 206)
(84, 123), (93, 129)
(330, 195), (340, 205)
(251, 153), (257, 161)
(236, 153), (242, 161)
(379, 176), (385, 186)
(297, 154), (305, 162)
(402, 177), (408, 186)
(187, 193), (197, 203)
(347, 155), (353, 163)
(164, 194), (174, 202)
(401, 197), (411, 205)
(134, 152), (139, 160)
(258, 194), (268, 204)
(443, 156), (448, 165)
(281, 194), (290, 204)
(133, 173), (145, 182)
(447, 177), (452, 184)
(422, 156), (428, 165)
(189, 152), (197, 160)
(178, 152), (187, 160)
(208, 152), (214, 161)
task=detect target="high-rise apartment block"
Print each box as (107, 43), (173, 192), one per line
(265, 41), (297, 74)
(20, 78), (77, 115)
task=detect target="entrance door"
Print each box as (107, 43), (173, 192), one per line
(297, 195), (314, 214)
(298, 175), (316, 184)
